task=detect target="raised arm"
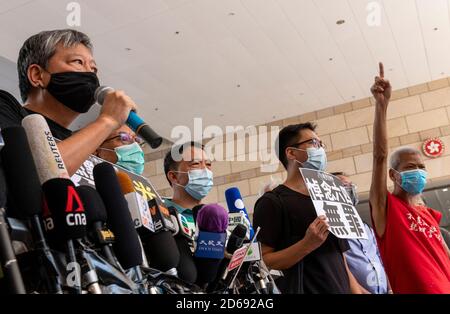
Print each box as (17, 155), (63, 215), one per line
(369, 62), (391, 237)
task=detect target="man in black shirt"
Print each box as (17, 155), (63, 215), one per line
(253, 123), (365, 294)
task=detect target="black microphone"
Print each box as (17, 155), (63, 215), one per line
(194, 204), (228, 288)
(94, 86), (163, 149)
(113, 170), (180, 276)
(76, 185), (117, 267)
(42, 178), (91, 294)
(92, 163), (143, 269)
(1, 126), (63, 294)
(93, 162), (147, 293)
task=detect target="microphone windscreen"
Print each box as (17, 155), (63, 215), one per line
(116, 171), (135, 194)
(94, 86), (113, 105)
(142, 230), (180, 272)
(42, 178), (87, 241)
(93, 162), (142, 269)
(22, 114), (69, 183)
(225, 187), (246, 214)
(1, 126), (42, 218)
(227, 223), (247, 254)
(197, 204), (228, 233)
(75, 185), (107, 224)
(175, 237), (197, 284)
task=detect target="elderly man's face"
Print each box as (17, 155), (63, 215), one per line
(389, 152), (426, 183)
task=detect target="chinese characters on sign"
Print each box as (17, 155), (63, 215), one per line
(299, 168), (367, 239)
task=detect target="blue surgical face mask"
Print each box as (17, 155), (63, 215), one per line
(174, 168), (214, 200)
(292, 146), (327, 171)
(114, 142), (145, 175)
(393, 169), (427, 195)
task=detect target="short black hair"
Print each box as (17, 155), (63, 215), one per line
(164, 141), (205, 186)
(275, 122), (317, 169)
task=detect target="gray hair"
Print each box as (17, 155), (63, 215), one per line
(17, 29), (93, 102)
(389, 146), (421, 170)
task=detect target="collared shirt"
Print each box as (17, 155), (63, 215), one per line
(345, 224), (389, 294)
(163, 198), (196, 232)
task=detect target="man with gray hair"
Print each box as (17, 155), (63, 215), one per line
(0, 29), (137, 175)
(370, 62), (450, 293)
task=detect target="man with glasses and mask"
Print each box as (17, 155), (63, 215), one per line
(95, 125), (146, 175)
(370, 63), (450, 293)
(332, 172), (391, 294)
(253, 123), (366, 294)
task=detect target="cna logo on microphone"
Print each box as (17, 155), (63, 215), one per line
(65, 186), (86, 227)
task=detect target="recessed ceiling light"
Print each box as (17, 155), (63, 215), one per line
(125, 48), (132, 51)
(329, 57), (333, 61)
(299, 92), (304, 96)
(229, 12), (235, 16)
(154, 107), (159, 111)
(236, 84), (241, 88)
(272, 115), (276, 119)
(336, 19), (345, 25)
(434, 27), (438, 31)
(175, 31), (180, 35)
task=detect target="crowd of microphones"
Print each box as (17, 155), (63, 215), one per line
(0, 111), (280, 294)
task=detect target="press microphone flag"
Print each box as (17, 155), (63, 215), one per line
(225, 187), (254, 239)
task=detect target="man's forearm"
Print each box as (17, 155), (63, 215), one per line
(57, 116), (117, 176)
(263, 239), (313, 270)
(373, 104), (388, 161)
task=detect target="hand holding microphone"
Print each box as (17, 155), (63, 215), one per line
(95, 86), (162, 149)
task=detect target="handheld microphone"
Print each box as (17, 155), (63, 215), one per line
(21, 114), (69, 183)
(194, 204), (228, 287)
(94, 86), (163, 149)
(225, 187), (254, 239)
(1, 126), (63, 294)
(76, 185), (117, 267)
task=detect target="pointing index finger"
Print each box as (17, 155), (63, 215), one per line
(379, 62), (384, 78)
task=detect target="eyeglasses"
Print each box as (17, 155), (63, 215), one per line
(292, 138), (327, 149)
(104, 132), (145, 147)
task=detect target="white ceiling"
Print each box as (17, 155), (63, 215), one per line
(1, 0), (450, 140)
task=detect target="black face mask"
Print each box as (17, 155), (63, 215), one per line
(45, 71), (100, 113)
